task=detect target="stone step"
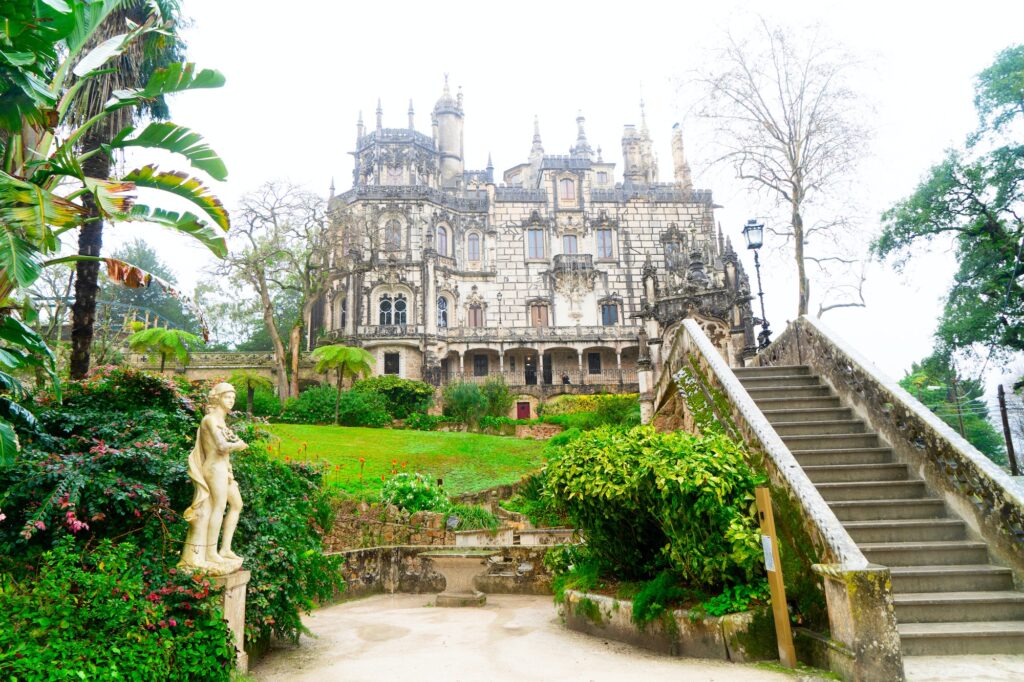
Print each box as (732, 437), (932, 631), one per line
(843, 518), (966, 543)
(785, 432), (881, 451)
(747, 385), (833, 400)
(898, 621), (1024, 656)
(860, 541), (989, 567)
(763, 407), (854, 423)
(752, 396), (842, 411)
(830, 498), (947, 521)
(890, 565), (1016, 593)
(772, 420), (867, 436)
(738, 374), (823, 388)
(817, 480), (927, 501)
(804, 463), (909, 484)
(894, 591), (1024, 624)
(733, 365), (811, 378)
(794, 448), (895, 467)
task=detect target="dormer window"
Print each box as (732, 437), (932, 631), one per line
(559, 178), (576, 200)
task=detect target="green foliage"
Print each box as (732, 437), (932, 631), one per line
(379, 472), (449, 513)
(101, 238), (201, 334)
(229, 369), (276, 416)
(0, 313), (58, 463)
(352, 375), (434, 419)
(3, 367), (344, 660)
(127, 326), (203, 370)
(442, 382), (487, 427)
(311, 344), (374, 385)
(249, 388), (281, 418)
(875, 45), (1024, 356)
(545, 425), (765, 587)
(695, 581), (771, 618)
(447, 503), (500, 531)
(279, 385), (390, 427)
(0, 537), (234, 681)
(548, 548), (602, 604)
(539, 395), (639, 432)
(502, 471), (567, 528)
(899, 353), (1007, 465)
(479, 415), (516, 432)
(480, 376), (514, 417)
(404, 412), (444, 431)
(630, 571), (697, 628)
(542, 411), (603, 431)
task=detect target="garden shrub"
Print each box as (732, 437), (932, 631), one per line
(379, 472), (448, 513)
(3, 368), (345, 666)
(480, 376), (514, 417)
(0, 537), (234, 681)
(279, 385), (390, 427)
(446, 503), (500, 530)
(442, 382), (487, 426)
(541, 411), (604, 431)
(544, 425), (765, 588)
(502, 471), (567, 528)
(479, 415), (515, 432)
(249, 387), (282, 418)
(404, 412), (443, 431)
(352, 375), (434, 419)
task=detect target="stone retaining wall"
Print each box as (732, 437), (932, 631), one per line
(325, 501), (453, 552)
(335, 545), (554, 600)
(562, 591), (778, 663)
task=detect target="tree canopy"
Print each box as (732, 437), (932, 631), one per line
(875, 44), (1024, 357)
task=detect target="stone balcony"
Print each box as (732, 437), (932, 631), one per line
(551, 253), (594, 272)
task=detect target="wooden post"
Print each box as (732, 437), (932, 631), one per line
(754, 487), (797, 668)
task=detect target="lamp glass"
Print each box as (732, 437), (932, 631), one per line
(742, 219), (764, 250)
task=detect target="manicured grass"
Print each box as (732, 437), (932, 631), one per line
(264, 424), (546, 498)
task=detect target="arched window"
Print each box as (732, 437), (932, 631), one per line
(437, 297), (448, 328)
(562, 234), (578, 255)
(559, 178), (575, 200)
(467, 233), (480, 261)
(597, 228), (614, 259)
(394, 294), (407, 325)
(384, 220), (401, 250)
(340, 298), (347, 328)
(436, 226), (448, 256)
(379, 295), (392, 325)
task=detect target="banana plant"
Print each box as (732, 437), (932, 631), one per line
(0, 1), (230, 461)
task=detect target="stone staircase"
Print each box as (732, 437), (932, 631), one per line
(734, 364), (1024, 657)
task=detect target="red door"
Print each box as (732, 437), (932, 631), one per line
(516, 401), (531, 419)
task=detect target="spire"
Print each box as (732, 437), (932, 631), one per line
(486, 152), (494, 183)
(671, 122), (693, 191)
(529, 115), (544, 163)
(408, 99), (415, 129)
(573, 111), (593, 160)
(329, 177), (335, 198)
(356, 110), (364, 141)
(434, 73), (460, 114)
(596, 145), (603, 163)
(375, 98), (382, 131)
(640, 97), (649, 136)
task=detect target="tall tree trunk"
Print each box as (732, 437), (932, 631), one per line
(335, 368), (342, 425)
(792, 201), (809, 316)
(247, 385), (254, 416)
(160, 353), (166, 372)
(69, 142), (110, 379)
(289, 324), (301, 398)
(254, 272), (290, 404)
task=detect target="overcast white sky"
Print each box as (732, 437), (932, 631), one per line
(105, 0), (1024, 389)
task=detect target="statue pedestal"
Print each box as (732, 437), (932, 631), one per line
(211, 569), (251, 673)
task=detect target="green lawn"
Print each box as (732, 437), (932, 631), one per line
(264, 424), (546, 498)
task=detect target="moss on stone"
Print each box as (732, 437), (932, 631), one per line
(575, 596), (603, 625)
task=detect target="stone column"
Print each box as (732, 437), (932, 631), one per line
(577, 349), (584, 385)
(458, 351), (465, 378)
(211, 570), (251, 673)
(498, 349), (504, 379)
(616, 349), (623, 387)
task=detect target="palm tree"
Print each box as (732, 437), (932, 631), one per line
(228, 369), (275, 416)
(127, 327), (202, 373)
(67, 0), (188, 379)
(312, 345), (375, 425)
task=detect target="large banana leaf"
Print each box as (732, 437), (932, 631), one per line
(0, 315), (55, 364)
(0, 171), (84, 239)
(122, 165), (229, 231)
(109, 123), (228, 181)
(83, 177), (135, 216)
(71, 32), (128, 77)
(0, 419), (19, 466)
(0, 231), (44, 289)
(105, 63), (225, 113)
(126, 204), (227, 258)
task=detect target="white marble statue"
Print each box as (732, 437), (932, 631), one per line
(179, 382), (247, 575)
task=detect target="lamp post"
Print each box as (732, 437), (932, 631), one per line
(742, 219), (771, 350)
(496, 291), (502, 327)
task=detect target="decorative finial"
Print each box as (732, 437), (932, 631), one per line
(443, 73), (450, 96)
(486, 152), (493, 169)
(596, 145), (603, 163)
(408, 99), (415, 129)
(376, 98), (382, 130)
(329, 177), (335, 198)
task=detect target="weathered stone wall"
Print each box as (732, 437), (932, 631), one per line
(325, 501), (453, 552)
(514, 423), (563, 440)
(336, 545), (554, 600)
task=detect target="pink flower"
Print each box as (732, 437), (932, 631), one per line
(0, 512), (6, 523)
(33, 520), (46, 531)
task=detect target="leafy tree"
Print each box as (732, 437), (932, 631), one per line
(899, 353), (1007, 465)
(127, 327), (202, 372)
(311, 344), (375, 425)
(100, 239), (199, 332)
(228, 369), (275, 417)
(442, 382), (488, 427)
(695, 19), (871, 316)
(480, 376), (514, 417)
(875, 44), (1024, 357)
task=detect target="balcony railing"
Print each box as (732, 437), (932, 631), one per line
(441, 325), (639, 343)
(551, 253), (594, 271)
(443, 368), (638, 387)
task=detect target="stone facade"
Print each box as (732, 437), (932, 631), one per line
(314, 79), (756, 398)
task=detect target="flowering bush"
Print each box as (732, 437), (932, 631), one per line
(0, 537), (234, 680)
(379, 472), (449, 513)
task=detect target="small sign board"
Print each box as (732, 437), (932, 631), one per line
(762, 534), (775, 572)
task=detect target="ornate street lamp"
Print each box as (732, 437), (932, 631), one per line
(742, 219), (771, 349)
(496, 291), (502, 327)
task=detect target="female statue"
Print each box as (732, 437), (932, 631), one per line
(179, 382), (247, 574)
